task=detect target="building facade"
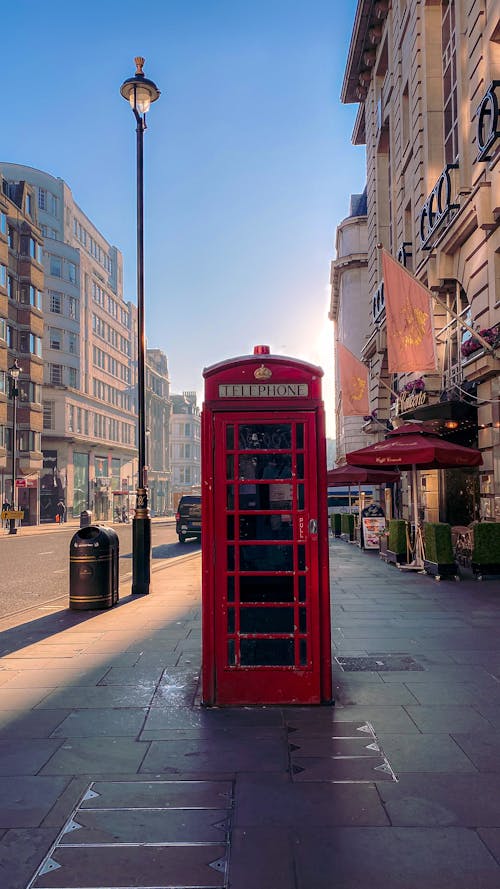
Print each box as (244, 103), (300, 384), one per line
(146, 348), (172, 516)
(0, 176), (44, 524)
(170, 391), (201, 505)
(329, 190), (370, 464)
(0, 164), (137, 521)
(341, 0), (500, 525)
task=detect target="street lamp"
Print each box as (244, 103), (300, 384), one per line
(120, 57), (160, 595)
(8, 359), (22, 536)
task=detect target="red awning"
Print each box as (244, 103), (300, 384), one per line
(346, 422), (482, 470)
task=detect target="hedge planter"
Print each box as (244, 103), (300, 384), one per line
(330, 513), (342, 538)
(471, 522), (500, 580)
(386, 519), (408, 566)
(340, 513), (355, 541)
(423, 522), (460, 581)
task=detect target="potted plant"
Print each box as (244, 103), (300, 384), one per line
(423, 522), (460, 580)
(403, 377), (425, 393)
(461, 325), (499, 358)
(330, 513), (342, 538)
(385, 519), (408, 566)
(471, 522), (500, 580)
(340, 513), (355, 541)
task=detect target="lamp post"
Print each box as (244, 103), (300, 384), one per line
(120, 57), (160, 595)
(8, 359), (22, 536)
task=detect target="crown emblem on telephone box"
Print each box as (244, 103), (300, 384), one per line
(254, 364), (272, 380)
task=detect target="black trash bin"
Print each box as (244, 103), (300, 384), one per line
(69, 525), (117, 610)
(80, 510), (92, 528)
(98, 525), (120, 605)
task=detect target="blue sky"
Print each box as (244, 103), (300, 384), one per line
(3, 1), (364, 434)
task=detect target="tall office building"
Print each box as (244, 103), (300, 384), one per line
(0, 163), (137, 521)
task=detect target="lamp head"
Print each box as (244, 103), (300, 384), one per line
(120, 57), (160, 116)
(8, 359), (22, 380)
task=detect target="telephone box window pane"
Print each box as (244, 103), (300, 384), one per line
(240, 544), (293, 572)
(298, 545), (306, 571)
(227, 515), (235, 540)
(239, 454), (292, 479)
(227, 608), (235, 633)
(226, 454), (234, 479)
(298, 484), (304, 510)
(240, 638), (294, 666)
(240, 575), (294, 602)
(226, 485), (234, 509)
(296, 453), (304, 479)
(299, 639), (307, 666)
(239, 515), (293, 540)
(296, 424), (304, 449)
(239, 484), (292, 511)
(299, 607), (307, 633)
(240, 606), (294, 633)
(299, 576), (306, 602)
(227, 546), (235, 571)
(226, 425), (234, 449)
(239, 424), (291, 450)
(227, 576), (235, 602)
(228, 640), (236, 666)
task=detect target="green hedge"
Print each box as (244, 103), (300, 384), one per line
(423, 522), (454, 564)
(341, 513), (355, 539)
(472, 522), (500, 564)
(330, 513), (342, 535)
(388, 519), (407, 555)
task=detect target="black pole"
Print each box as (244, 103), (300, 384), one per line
(132, 112), (151, 594)
(9, 381), (18, 536)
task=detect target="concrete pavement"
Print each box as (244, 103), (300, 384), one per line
(0, 533), (500, 887)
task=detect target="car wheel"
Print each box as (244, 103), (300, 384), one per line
(178, 533), (186, 543)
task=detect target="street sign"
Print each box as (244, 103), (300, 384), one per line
(2, 510), (24, 520)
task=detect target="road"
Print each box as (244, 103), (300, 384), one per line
(0, 520), (201, 619)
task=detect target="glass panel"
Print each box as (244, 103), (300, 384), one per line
(226, 454), (234, 479)
(298, 484), (304, 510)
(227, 608), (235, 633)
(299, 607), (307, 633)
(296, 453), (304, 479)
(299, 576), (306, 602)
(228, 639), (236, 665)
(227, 576), (235, 603)
(240, 575), (294, 602)
(240, 544), (293, 572)
(299, 639), (307, 666)
(226, 425), (234, 449)
(239, 483), (292, 511)
(296, 424), (304, 449)
(227, 515), (235, 540)
(238, 424), (291, 450)
(238, 454), (292, 479)
(240, 607), (294, 633)
(239, 515), (293, 540)
(298, 544), (306, 571)
(226, 485), (234, 509)
(227, 545), (235, 571)
(240, 638), (294, 666)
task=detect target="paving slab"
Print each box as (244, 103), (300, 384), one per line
(39, 737), (149, 775)
(50, 707), (148, 738)
(378, 773), (500, 826)
(0, 776), (71, 828)
(0, 827), (61, 889)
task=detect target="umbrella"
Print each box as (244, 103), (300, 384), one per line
(345, 423), (482, 567)
(327, 465), (401, 514)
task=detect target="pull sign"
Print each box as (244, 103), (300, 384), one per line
(309, 518), (318, 535)
(298, 515), (305, 540)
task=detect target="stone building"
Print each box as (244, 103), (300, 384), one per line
(0, 175), (44, 524)
(0, 163), (137, 522)
(341, 0), (500, 524)
(170, 391), (201, 506)
(145, 348), (172, 515)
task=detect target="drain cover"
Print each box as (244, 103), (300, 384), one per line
(336, 655), (423, 672)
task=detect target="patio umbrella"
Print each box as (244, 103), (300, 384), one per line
(345, 423), (482, 567)
(327, 465), (401, 514)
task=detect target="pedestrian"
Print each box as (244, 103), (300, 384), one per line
(56, 500), (66, 523)
(2, 499), (10, 529)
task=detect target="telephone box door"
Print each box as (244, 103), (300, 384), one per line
(212, 411), (322, 704)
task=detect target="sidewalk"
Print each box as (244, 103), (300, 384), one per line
(0, 538), (500, 888)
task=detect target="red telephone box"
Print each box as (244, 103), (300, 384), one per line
(201, 346), (332, 706)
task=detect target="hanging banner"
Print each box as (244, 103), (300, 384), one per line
(382, 249), (438, 373)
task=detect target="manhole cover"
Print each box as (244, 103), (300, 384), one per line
(336, 655), (423, 672)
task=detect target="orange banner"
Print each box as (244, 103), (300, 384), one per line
(337, 343), (370, 416)
(382, 249), (437, 373)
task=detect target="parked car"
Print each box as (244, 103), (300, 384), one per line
(175, 495), (202, 543)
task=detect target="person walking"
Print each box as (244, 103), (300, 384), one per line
(2, 499), (10, 529)
(56, 500), (66, 523)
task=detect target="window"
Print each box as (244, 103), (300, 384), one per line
(18, 431), (41, 452)
(48, 193), (58, 216)
(50, 364), (63, 385)
(43, 401), (55, 430)
(26, 193), (32, 217)
(0, 318), (5, 342)
(0, 212), (6, 235)
(0, 264), (6, 287)
(50, 329), (62, 350)
(49, 291), (62, 313)
(50, 256), (62, 277)
(30, 334), (42, 357)
(20, 382), (41, 404)
(68, 404), (74, 431)
(38, 188), (46, 210)
(0, 370), (6, 394)
(28, 286), (42, 309)
(67, 262), (77, 284)
(68, 333), (77, 354)
(7, 275), (14, 299)
(442, 0), (458, 164)
(68, 296), (78, 320)
(29, 237), (37, 259)
(68, 367), (78, 388)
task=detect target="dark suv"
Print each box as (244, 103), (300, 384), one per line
(175, 495), (202, 543)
